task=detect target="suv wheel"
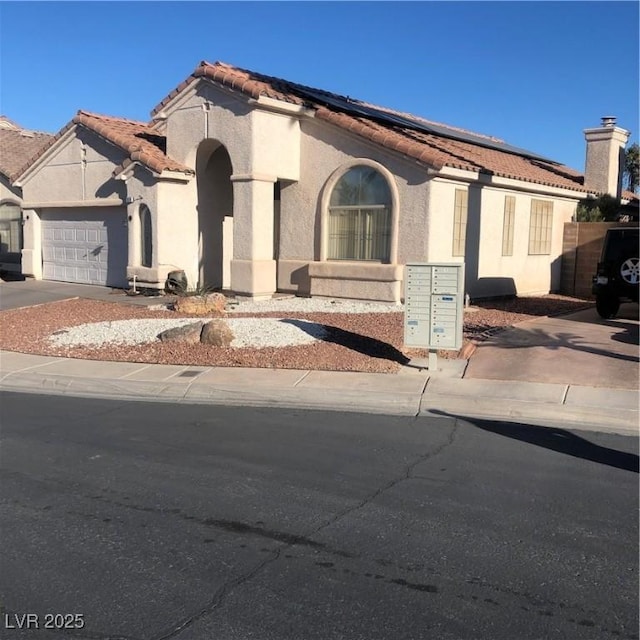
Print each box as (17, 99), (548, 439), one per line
(620, 257), (639, 285)
(596, 293), (620, 319)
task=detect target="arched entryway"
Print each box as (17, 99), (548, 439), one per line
(196, 140), (233, 290)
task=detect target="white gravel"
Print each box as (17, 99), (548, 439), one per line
(49, 318), (328, 349)
(44, 297), (401, 351)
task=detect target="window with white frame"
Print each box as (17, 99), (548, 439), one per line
(528, 199), (553, 255)
(328, 165), (391, 261)
(452, 189), (468, 257)
(140, 204), (153, 268)
(502, 195), (515, 256)
(0, 201), (22, 262)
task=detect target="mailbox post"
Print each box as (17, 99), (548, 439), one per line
(404, 263), (465, 371)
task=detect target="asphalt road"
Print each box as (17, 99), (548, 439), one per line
(0, 393), (637, 640)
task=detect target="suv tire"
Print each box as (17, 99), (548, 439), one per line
(595, 293), (620, 319)
(592, 227), (639, 320)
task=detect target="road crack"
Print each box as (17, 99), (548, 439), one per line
(150, 420), (459, 639)
(310, 418), (459, 537)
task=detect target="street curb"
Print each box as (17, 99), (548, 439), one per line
(1, 365), (637, 435)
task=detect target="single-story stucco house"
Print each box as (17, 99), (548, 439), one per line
(4, 61), (635, 301)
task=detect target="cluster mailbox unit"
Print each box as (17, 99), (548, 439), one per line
(404, 263), (465, 370)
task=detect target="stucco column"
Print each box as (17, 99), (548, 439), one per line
(21, 208), (42, 279)
(229, 174), (276, 298)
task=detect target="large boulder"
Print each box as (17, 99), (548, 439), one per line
(158, 322), (203, 343)
(200, 319), (234, 347)
(173, 293), (227, 315)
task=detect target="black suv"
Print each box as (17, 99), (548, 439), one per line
(592, 227), (639, 318)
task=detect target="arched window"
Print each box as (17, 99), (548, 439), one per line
(328, 165), (392, 261)
(0, 201), (22, 264)
(140, 205), (152, 268)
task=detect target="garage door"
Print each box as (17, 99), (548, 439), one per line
(41, 208), (128, 288)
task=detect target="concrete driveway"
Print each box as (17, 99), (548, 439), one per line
(465, 303), (639, 390)
(0, 279), (170, 311)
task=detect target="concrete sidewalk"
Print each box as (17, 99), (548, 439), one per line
(1, 280), (638, 434)
(1, 349), (637, 435)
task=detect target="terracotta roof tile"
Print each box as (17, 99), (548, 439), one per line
(12, 111), (193, 182)
(156, 60), (592, 194)
(74, 111), (193, 177)
(0, 116), (22, 130)
(0, 124), (54, 181)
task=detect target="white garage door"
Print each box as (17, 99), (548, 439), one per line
(41, 208), (128, 287)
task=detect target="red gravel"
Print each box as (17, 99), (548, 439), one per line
(0, 295), (593, 373)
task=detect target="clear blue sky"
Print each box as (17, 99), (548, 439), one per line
(1, 1), (638, 172)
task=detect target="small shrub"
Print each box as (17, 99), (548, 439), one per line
(176, 283), (217, 298)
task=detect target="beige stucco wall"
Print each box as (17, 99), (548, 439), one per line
(282, 118), (430, 261)
(125, 166), (164, 288)
(150, 179), (199, 288)
(20, 131), (127, 204)
(165, 83), (301, 181)
(427, 177), (579, 298)
(164, 85), (248, 172)
(156, 82), (304, 295)
(1, 176), (21, 203)
(425, 178), (467, 265)
(250, 108), (301, 180)
(476, 188), (577, 296)
(21, 206), (41, 278)
(276, 117), (430, 301)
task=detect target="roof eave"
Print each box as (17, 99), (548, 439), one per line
(253, 95), (313, 117)
(156, 169), (194, 183)
(114, 158), (194, 182)
(150, 74), (200, 120)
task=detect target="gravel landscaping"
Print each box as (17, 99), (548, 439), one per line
(0, 294), (593, 373)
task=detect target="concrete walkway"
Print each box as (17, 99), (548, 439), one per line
(0, 280), (638, 434)
(1, 349), (637, 435)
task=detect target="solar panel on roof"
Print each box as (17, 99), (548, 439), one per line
(294, 86), (558, 165)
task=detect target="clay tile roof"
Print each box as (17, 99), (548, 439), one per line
(12, 111), (193, 182)
(154, 60), (591, 194)
(73, 111), (193, 177)
(0, 120), (54, 182)
(151, 60), (307, 117)
(0, 115), (22, 130)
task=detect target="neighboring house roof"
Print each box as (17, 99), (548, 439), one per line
(0, 118), (54, 183)
(0, 115), (21, 130)
(13, 111), (193, 183)
(153, 60), (591, 194)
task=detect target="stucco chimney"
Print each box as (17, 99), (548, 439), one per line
(583, 116), (630, 198)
